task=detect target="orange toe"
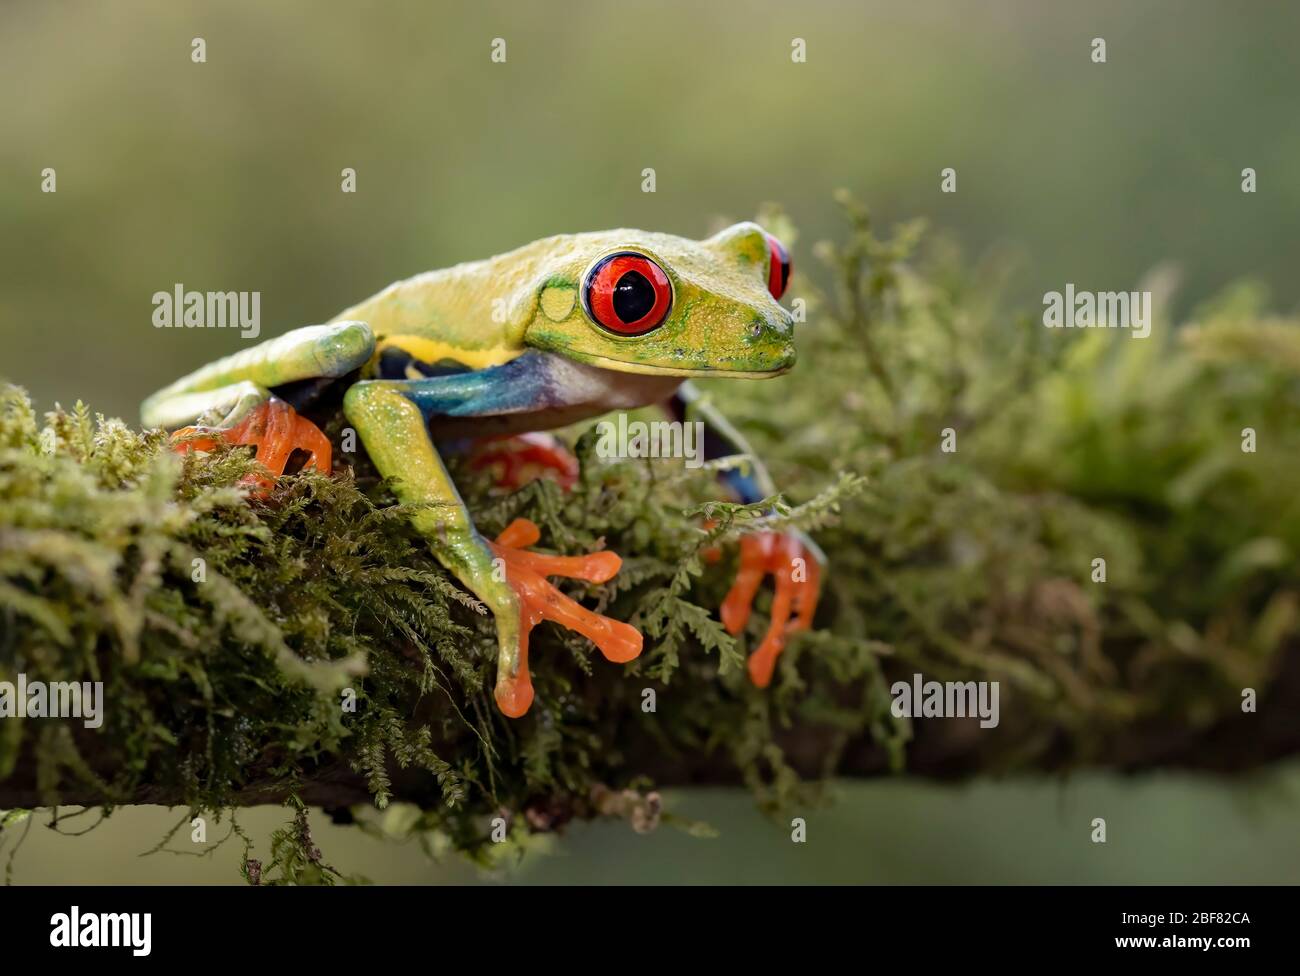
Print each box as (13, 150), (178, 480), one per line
(718, 531), (823, 687)
(488, 518), (642, 717)
(169, 398), (332, 494)
(494, 624), (536, 719)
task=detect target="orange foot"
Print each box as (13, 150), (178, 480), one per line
(488, 517), (642, 717)
(172, 397), (332, 493)
(721, 532), (823, 688)
(469, 433), (579, 492)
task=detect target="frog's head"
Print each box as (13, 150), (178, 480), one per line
(521, 222), (796, 377)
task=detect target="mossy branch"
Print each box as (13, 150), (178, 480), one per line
(3, 200), (1300, 863)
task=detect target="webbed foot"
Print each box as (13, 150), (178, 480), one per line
(469, 433), (579, 491)
(488, 517), (641, 717)
(720, 531), (824, 687)
(172, 397), (332, 492)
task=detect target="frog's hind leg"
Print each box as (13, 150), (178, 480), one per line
(664, 382), (826, 687)
(342, 358), (641, 718)
(145, 322), (375, 486)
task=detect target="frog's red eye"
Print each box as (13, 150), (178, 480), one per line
(766, 234), (791, 301)
(583, 252), (672, 336)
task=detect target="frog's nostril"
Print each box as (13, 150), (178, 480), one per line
(746, 312), (791, 344)
(766, 310), (794, 336)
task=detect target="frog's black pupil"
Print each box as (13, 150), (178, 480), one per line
(613, 270), (655, 323)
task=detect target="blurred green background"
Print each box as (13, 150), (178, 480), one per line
(2, 0), (1299, 883)
(8, 770), (1300, 885)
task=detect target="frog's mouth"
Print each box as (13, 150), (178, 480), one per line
(581, 354), (794, 380)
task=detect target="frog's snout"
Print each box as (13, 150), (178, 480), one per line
(744, 307), (797, 373)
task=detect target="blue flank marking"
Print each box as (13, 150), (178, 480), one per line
(380, 351), (559, 420)
(720, 466), (763, 505)
(377, 354), (764, 505)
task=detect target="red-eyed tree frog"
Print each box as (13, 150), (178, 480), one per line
(142, 222), (823, 716)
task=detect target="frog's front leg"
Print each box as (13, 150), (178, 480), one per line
(143, 322), (376, 490)
(341, 356), (641, 718)
(667, 382), (825, 687)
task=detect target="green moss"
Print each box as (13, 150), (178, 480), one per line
(2, 196), (1298, 881)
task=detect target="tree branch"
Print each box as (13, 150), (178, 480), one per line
(4, 644), (1295, 815)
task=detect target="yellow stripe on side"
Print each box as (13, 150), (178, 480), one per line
(378, 335), (522, 371)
